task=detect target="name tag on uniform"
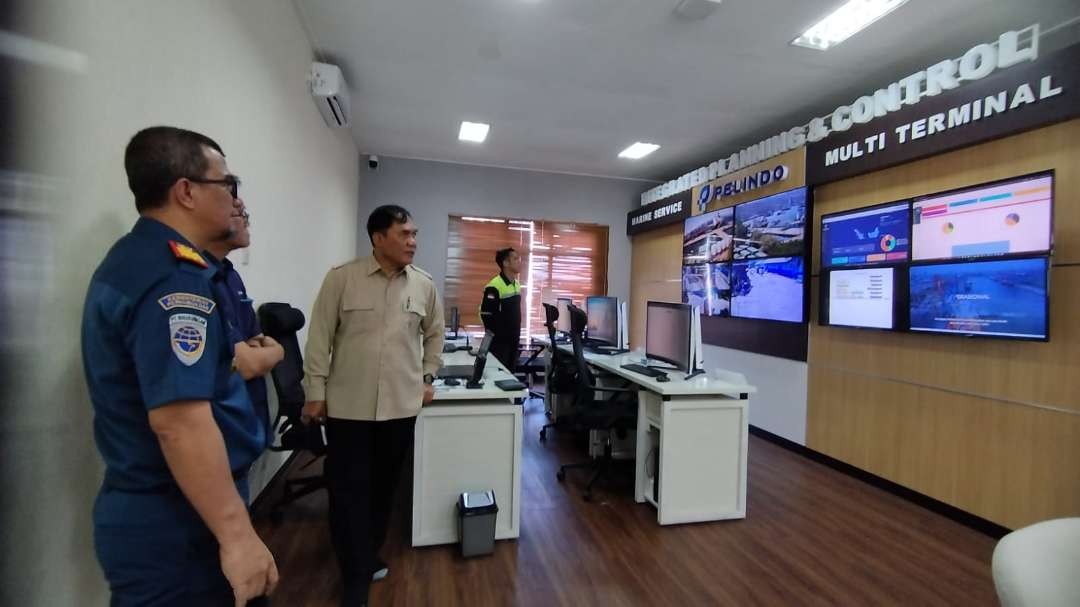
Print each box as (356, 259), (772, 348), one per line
(159, 292), (216, 314)
(170, 313), (208, 366)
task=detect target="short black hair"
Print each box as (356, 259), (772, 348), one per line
(496, 247), (516, 268)
(367, 205), (412, 244)
(124, 126), (224, 213)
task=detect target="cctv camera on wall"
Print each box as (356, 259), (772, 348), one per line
(368, 154), (379, 170)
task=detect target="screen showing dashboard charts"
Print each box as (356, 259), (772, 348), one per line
(912, 173), (1052, 261)
(821, 201), (910, 268)
(818, 171), (1053, 341)
(827, 267), (896, 329)
(682, 187), (807, 323)
(909, 257), (1048, 340)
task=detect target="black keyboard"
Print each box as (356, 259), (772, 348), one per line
(621, 364), (668, 378)
(587, 346), (629, 355)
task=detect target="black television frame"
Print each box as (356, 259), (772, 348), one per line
(818, 265), (910, 333)
(819, 197), (912, 270)
(909, 169), (1055, 264)
(906, 254), (1050, 343)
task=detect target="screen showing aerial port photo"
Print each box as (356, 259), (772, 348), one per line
(731, 256), (804, 322)
(909, 257), (1048, 339)
(681, 263), (731, 317)
(734, 187), (807, 260)
(683, 206), (734, 265)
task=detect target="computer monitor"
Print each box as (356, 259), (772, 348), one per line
(556, 297), (572, 334)
(645, 301), (693, 372)
(585, 296), (618, 346)
(469, 331), (495, 387)
(449, 306), (460, 338)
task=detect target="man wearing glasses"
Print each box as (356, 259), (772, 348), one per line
(204, 203), (284, 448)
(82, 126), (277, 605)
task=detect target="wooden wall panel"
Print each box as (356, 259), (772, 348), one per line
(629, 223), (682, 349)
(808, 118), (1080, 529)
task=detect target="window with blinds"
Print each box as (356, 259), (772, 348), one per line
(444, 215), (609, 340)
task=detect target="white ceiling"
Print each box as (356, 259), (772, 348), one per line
(296, 0), (1080, 183)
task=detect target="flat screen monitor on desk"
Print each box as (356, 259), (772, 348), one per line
(646, 301), (693, 372)
(468, 331), (495, 388)
(448, 306), (460, 338)
(556, 297), (572, 335)
(585, 296), (618, 346)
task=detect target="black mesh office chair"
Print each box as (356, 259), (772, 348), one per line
(257, 302), (326, 520)
(539, 302), (578, 441)
(555, 303), (638, 501)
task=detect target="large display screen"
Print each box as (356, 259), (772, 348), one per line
(681, 263), (730, 317)
(826, 267), (897, 329)
(821, 201), (910, 268)
(734, 187), (807, 260)
(912, 172), (1053, 261)
(909, 257), (1048, 340)
(683, 207), (734, 265)
(731, 257), (804, 322)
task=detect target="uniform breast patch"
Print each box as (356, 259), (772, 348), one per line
(169, 313), (208, 366)
(159, 292), (217, 314)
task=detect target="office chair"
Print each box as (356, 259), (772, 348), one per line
(539, 302), (578, 441)
(992, 517), (1080, 606)
(515, 340), (546, 401)
(257, 302), (326, 520)
(555, 303), (638, 501)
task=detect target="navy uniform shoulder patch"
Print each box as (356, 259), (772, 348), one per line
(159, 292), (217, 314)
(169, 313), (208, 366)
(169, 240), (209, 268)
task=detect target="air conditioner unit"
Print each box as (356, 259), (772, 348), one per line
(309, 62), (350, 129)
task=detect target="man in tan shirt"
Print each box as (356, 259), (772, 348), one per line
(301, 205), (444, 607)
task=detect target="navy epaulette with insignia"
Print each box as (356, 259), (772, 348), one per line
(169, 240), (208, 269)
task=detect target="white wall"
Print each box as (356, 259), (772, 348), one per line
(705, 345), (808, 445)
(355, 157), (651, 303)
(3, 1), (357, 604)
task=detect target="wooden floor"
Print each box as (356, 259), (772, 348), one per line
(253, 398), (999, 606)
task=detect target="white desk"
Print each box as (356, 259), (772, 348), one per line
(552, 343), (756, 525)
(412, 351), (525, 547)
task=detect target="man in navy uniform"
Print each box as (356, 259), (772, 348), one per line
(82, 126), (277, 606)
(204, 202), (284, 446)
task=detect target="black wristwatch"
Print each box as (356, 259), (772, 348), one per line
(423, 373), (434, 385)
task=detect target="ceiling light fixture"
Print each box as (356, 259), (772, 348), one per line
(618, 142), (660, 159)
(458, 121), (490, 143)
(673, 0), (723, 21)
(791, 0), (909, 51)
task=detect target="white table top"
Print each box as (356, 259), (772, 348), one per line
(430, 351), (527, 402)
(549, 343), (756, 398)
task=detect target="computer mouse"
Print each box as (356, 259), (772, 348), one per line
(656, 374), (670, 383)
(444, 378), (461, 387)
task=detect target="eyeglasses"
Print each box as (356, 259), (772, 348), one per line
(187, 174), (241, 199)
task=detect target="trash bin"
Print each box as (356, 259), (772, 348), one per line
(457, 490), (499, 558)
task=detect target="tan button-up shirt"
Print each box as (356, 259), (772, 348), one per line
(303, 256), (445, 421)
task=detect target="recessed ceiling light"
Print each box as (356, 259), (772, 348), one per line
(458, 121), (490, 143)
(791, 0), (909, 51)
(618, 142), (660, 159)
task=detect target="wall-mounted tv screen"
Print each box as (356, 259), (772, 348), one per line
(823, 267), (904, 330)
(912, 172), (1053, 262)
(908, 257), (1048, 340)
(734, 187), (807, 260)
(683, 207), (734, 265)
(731, 257), (804, 322)
(821, 201), (910, 268)
(681, 263), (730, 317)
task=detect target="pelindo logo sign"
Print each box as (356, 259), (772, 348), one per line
(701, 165), (790, 211)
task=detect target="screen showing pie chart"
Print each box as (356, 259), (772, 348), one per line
(880, 234), (897, 252)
